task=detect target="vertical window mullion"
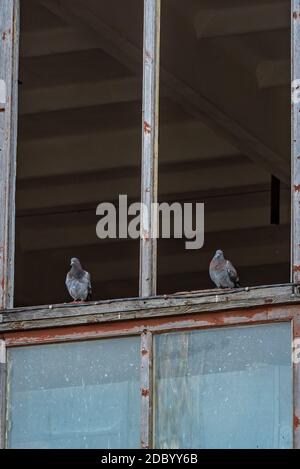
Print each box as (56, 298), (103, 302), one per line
(292, 4), (300, 445)
(0, 0), (19, 310)
(292, 2), (300, 287)
(140, 330), (153, 449)
(140, 0), (161, 297)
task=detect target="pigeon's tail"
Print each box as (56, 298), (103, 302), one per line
(235, 281), (241, 288)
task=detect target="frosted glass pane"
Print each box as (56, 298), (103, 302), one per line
(154, 323), (292, 449)
(7, 337), (140, 449)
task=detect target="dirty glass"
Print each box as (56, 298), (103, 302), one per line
(7, 336), (140, 448)
(154, 323), (292, 449)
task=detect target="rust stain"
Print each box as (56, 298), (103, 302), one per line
(264, 298), (274, 304)
(145, 50), (153, 64)
(3, 304), (299, 347)
(141, 388), (149, 397)
(294, 265), (300, 272)
(293, 316), (300, 336)
(2, 29), (10, 41)
(0, 108), (5, 113)
(293, 11), (300, 19)
(294, 415), (300, 429)
(144, 121), (151, 134)
(294, 185), (300, 192)
(141, 348), (148, 356)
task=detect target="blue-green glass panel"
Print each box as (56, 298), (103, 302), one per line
(154, 323), (292, 449)
(7, 336), (140, 448)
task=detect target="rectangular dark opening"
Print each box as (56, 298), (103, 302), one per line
(157, 0), (291, 293)
(15, 0), (143, 306)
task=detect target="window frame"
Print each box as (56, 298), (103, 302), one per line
(0, 0), (19, 310)
(1, 303), (300, 448)
(1, 0), (300, 451)
(0, 0), (299, 307)
(291, 0), (300, 285)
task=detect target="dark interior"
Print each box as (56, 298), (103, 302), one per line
(15, 0), (291, 306)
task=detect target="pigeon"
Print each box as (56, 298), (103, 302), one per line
(66, 257), (92, 302)
(209, 250), (240, 289)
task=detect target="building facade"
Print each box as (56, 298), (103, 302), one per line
(0, 0), (300, 449)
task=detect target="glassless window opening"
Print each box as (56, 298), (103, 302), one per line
(154, 322), (293, 449)
(157, 0), (291, 294)
(15, 0), (143, 307)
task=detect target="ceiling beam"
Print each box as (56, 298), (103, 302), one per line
(17, 154), (250, 190)
(17, 118), (238, 180)
(17, 182), (279, 214)
(16, 155), (271, 212)
(21, 26), (96, 58)
(39, 0), (290, 184)
(17, 225), (290, 277)
(194, 1), (289, 39)
(17, 185), (290, 252)
(20, 77), (141, 115)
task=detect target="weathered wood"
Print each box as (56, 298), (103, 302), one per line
(3, 303), (298, 447)
(0, 285), (297, 333)
(0, 0), (19, 309)
(2, 303), (298, 350)
(292, 2), (300, 286)
(0, 340), (6, 449)
(140, 330), (152, 449)
(293, 5), (300, 442)
(139, 0), (161, 297)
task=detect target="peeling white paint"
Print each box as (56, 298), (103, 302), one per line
(0, 80), (6, 105)
(0, 340), (5, 364)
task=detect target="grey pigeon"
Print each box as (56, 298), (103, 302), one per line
(209, 250), (240, 289)
(66, 257), (92, 302)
